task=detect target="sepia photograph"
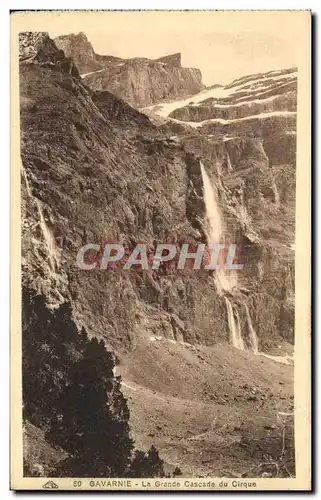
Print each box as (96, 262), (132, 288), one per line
(10, 9), (311, 491)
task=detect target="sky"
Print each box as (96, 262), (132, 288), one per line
(16, 11), (302, 86)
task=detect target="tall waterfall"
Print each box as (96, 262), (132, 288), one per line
(225, 297), (245, 350)
(200, 162), (237, 293)
(21, 162), (32, 197)
(200, 162), (222, 244)
(201, 162), (249, 351)
(22, 161), (58, 273)
(245, 303), (259, 354)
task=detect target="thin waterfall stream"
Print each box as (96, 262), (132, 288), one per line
(245, 303), (259, 354)
(225, 297), (245, 350)
(226, 152), (233, 173)
(22, 161), (58, 273)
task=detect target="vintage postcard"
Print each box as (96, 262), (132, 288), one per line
(10, 10), (311, 491)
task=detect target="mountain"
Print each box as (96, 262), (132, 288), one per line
(146, 67), (297, 251)
(54, 33), (205, 107)
(20, 32), (295, 478)
(158, 68), (297, 163)
(54, 32), (124, 73)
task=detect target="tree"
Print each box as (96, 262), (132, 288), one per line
(130, 446), (165, 478)
(22, 288), (165, 478)
(173, 466), (182, 477)
(47, 337), (133, 477)
(22, 291), (71, 427)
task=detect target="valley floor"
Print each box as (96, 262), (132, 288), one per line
(118, 337), (294, 477)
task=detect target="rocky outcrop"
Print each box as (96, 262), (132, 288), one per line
(54, 33), (205, 107)
(54, 32), (122, 74)
(92, 90), (154, 133)
(169, 91), (296, 122)
(82, 59), (204, 108)
(155, 53), (182, 66)
(19, 32), (79, 77)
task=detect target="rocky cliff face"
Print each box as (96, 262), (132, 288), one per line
(20, 32), (295, 477)
(54, 33), (205, 107)
(145, 67), (296, 348)
(168, 69), (297, 122)
(21, 32), (214, 352)
(19, 32), (79, 77)
(54, 32), (123, 74)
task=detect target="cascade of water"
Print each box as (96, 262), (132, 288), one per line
(21, 162), (32, 197)
(21, 160), (58, 272)
(226, 152), (233, 173)
(200, 162), (237, 293)
(234, 305), (245, 350)
(200, 162), (222, 243)
(272, 176), (280, 206)
(225, 297), (244, 350)
(244, 303), (259, 354)
(225, 297), (237, 346)
(35, 199), (57, 272)
(201, 161), (246, 350)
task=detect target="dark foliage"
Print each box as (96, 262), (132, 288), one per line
(130, 446), (165, 478)
(173, 466), (183, 476)
(22, 289), (165, 477)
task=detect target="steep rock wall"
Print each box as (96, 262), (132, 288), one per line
(54, 33), (205, 107)
(20, 34), (227, 353)
(21, 32), (295, 357)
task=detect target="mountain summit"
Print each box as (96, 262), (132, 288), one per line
(54, 33), (205, 107)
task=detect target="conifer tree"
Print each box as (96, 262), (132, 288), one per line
(22, 288), (167, 478)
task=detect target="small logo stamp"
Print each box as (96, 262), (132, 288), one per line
(43, 480), (59, 489)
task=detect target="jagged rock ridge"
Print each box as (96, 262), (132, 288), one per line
(54, 32), (205, 107)
(19, 32), (79, 77)
(54, 32), (123, 74)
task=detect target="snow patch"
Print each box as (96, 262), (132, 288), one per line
(143, 71), (297, 119)
(206, 92), (293, 109)
(81, 67), (108, 78)
(175, 111), (296, 129)
(149, 335), (163, 342)
(260, 353), (294, 365)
